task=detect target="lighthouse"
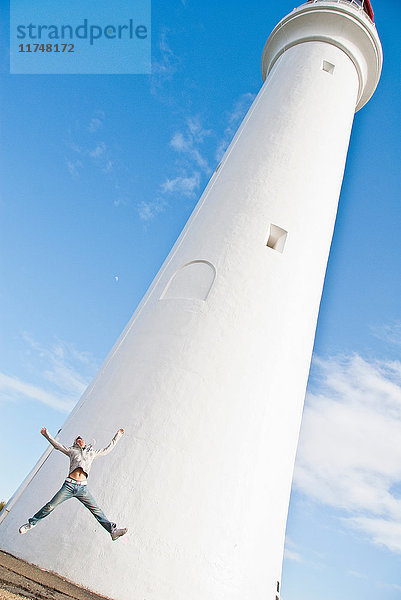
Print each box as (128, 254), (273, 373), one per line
(0, 2), (382, 599)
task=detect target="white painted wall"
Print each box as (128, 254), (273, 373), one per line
(0, 3), (382, 599)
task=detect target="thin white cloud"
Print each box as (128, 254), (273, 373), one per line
(284, 547), (303, 563)
(68, 141), (84, 155)
(87, 110), (105, 133)
(151, 30), (180, 94)
(0, 373), (73, 413)
(187, 116), (212, 146)
(0, 335), (99, 414)
(294, 353), (401, 554)
(65, 111), (112, 179)
(346, 517), (401, 553)
(284, 536), (303, 562)
(113, 197), (128, 208)
(137, 197), (168, 222)
(103, 159), (113, 173)
(148, 34), (210, 218)
(88, 118), (103, 133)
(170, 132), (188, 152)
(169, 116), (211, 174)
(347, 570), (367, 579)
(161, 173), (201, 197)
(153, 97), (255, 218)
(155, 115), (210, 212)
(215, 92), (255, 161)
(88, 142), (107, 158)
(65, 158), (82, 178)
(66, 138), (111, 176)
(371, 321), (401, 347)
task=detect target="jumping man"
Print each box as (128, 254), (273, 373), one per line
(19, 427), (127, 541)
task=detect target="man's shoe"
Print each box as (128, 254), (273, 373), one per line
(19, 522), (36, 534)
(111, 527), (128, 541)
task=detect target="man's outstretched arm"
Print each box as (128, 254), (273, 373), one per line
(95, 429), (124, 457)
(41, 427), (70, 455)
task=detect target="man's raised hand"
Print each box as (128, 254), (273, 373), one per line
(40, 427), (48, 436)
(117, 428), (124, 436)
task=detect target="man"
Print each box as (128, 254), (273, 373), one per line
(19, 427), (127, 541)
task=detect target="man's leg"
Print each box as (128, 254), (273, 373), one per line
(30, 481), (73, 524)
(75, 486), (115, 533)
(19, 481), (73, 533)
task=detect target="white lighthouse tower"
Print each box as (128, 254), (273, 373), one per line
(0, 2), (382, 599)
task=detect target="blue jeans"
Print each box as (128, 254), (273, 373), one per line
(29, 480), (116, 533)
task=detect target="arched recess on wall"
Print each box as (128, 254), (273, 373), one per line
(161, 260), (216, 301)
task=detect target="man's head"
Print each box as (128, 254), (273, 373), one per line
(75, 436), (86, 449)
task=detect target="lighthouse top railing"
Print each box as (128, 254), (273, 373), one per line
(306, 0), (374, 21)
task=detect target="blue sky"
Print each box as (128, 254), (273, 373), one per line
(1, 0), (400, 598)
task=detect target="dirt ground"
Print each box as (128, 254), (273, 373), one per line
(0, 551), (111, 600)
(0, 590), (25, 600)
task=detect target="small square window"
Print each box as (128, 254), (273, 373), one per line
(266, 224), (287, 253)
(322, 60), (335, 74)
